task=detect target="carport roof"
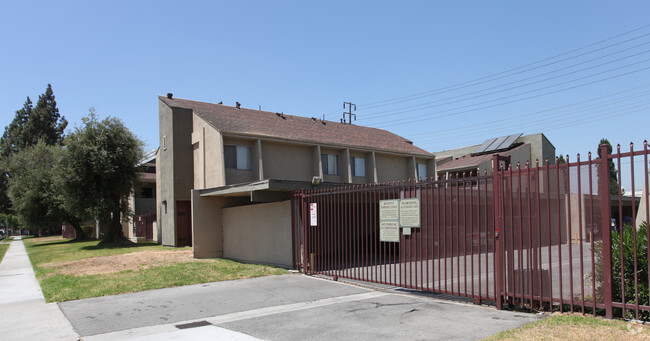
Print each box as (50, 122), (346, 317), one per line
(199, 179), (348, 197)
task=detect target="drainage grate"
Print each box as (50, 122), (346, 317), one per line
(175, 320), (212, 329)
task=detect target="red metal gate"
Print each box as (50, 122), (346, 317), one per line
(134, 213), (156, 241)
(293, 141), (650, 319)
(293, 172), (498, 304)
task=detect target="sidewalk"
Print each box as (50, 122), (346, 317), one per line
(0, 237), (80, 341)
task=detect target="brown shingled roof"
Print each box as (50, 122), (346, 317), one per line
(159, 96), (432, 156)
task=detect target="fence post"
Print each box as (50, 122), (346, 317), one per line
(598, 144), (614, 319)
(493, 154), (504, 310)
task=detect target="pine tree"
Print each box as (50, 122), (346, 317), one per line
(597, 138), (620, 196)
(0, 84), (68, 214)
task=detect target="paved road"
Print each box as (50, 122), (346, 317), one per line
(61, 274), (542, 340)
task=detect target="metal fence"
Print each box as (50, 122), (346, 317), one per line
(293, 142), (650, 319)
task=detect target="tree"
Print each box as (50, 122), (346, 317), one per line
(557, 154), (566, 164)
(597, 138), (620, 196)
(0, 84), (67, 215)
(58, 109), (143, 244)
(5, 142), (65, 233)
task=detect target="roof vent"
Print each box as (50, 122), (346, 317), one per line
(218, 101), (223, 105)
(166, 93), (173, 99)
(405, 140), (413, 145)
(236, 102), (241, 109)
(276, 112), (286, 119)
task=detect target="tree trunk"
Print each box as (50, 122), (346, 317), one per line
(72, 223), (87, 241)
(98, 207), (133, 245)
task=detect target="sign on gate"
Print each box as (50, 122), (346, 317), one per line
(399, 198), (420, 228)
(379, 198), (420, 242)
(310, 203), (317, 226)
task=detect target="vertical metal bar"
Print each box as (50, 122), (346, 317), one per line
(302, 191), (309, 274)
(589, 152), (596, 315)
(645, 141), (650, 317)
(493, 156), (504, 310)
(629, 143), (639, 320)
(437, 178), (441, 292)
(291, 194), (297, 269)
(517, 163), (524, 305)
(616, 145), (625, 317)
(534, 160), (542, 309)
(472, 170), (478, 299)
(471, 171), (476, 299)
(463, 173), (468, 296)
(526, 162), (534, 307)
(556, 157), (564, 312)
(546, 159), (553, 310)
(577, 154), (585, 314)
(566, 156), (574, 313)
(599, 144), (614, 319)
(443, 178), (448, 294)
(455, 174), (460, 295)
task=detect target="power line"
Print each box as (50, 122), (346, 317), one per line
(356, 24), (650, 110)
(358, 40), (650, 120)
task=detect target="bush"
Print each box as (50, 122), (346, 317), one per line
(611, 221), (648, 320)
(595, 221), (649, 320)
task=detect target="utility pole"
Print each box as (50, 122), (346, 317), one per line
(341, 102), (356, 124)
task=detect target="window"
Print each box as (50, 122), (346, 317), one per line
(417, 163), (427, 180)
(350, 156), (366, 177)
(224, 145), (251, 170)
(321, 153), (339, 175)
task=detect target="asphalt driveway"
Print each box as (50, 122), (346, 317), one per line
(60, 274), (541, 340)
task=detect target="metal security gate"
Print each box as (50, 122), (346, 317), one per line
(292, 171), (499, 304)
(293, 142), (650, 318)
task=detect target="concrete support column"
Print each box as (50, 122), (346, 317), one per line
(313, 145), (323, 178)
(256, 139), (264, 180)
(408, 156), (417, 180)
(370, 151), (378, 183)
(343, 149), (352, 183)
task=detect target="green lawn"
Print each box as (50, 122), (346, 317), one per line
(24, 236), (288, 302)
(0, 243), (9, 263)
(485, 313), (650, 341)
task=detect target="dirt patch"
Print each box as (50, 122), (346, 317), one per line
(43, 250), (217, 276)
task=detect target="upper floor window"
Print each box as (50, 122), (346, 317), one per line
(350, 156), (366, 177)
(225, 145), (251, 170)
(321, 153), (339, 175)
(417, 163), (427, 180)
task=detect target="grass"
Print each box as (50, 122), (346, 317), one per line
(0, 244), (8, 263)
(485, 313), (650, 341)
(24, 236), (288, 302)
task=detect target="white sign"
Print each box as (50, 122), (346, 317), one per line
(380, 200), (399, 220)
(310, 203), (317, 226)
(399, 199), (420, 228)
(380, 221), (400, 242)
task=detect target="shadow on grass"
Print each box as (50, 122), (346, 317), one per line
(82, 242), (160, 250)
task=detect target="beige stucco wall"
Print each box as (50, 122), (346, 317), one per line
(223, 200), (292, 268)
(191, 190), (224, 258)
(261, 141), (315, 181)
(376, 153), (409, 182)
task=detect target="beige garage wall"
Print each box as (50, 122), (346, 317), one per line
(223, 200), (292, 268)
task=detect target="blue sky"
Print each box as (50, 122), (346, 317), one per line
(1, 1), (649, 175)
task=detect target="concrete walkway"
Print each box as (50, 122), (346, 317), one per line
(0, 237), (79, 341)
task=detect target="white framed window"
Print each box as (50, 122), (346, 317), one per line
(321, 154), (339, 175)
(224, 145), (251, 170)
(350, 156), (366, 177)
(417, 163), (427, 180)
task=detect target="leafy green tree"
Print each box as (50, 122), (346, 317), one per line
(557, 154), (566, 164)
(58, 109), (143, 244)
(5, 142), (65, 233)
(597, 138), (620, 195)
(0, 84), (67, 215)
